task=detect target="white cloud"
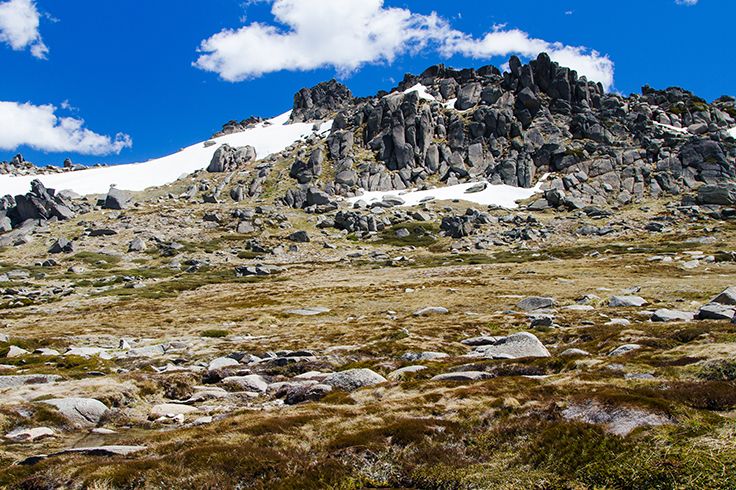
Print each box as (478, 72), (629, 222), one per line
(676, 0), (698, 4)
(194, 0), (615, 91)
(0, 101), (132, 156)
(0, 0), (47, 59)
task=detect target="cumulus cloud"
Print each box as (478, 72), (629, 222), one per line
(0, 101), (132, 156)
(0, 0), (47, 58)
(194, 0), (615, 91)
(676, 0), (698, 4)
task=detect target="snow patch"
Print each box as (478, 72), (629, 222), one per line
(729, 126), (736, 138)
(0, 111), (331, 197)
(348, 176), (549, 210)
(653, 121), (689, 134)
(443, 98), (457, 110)
(403, 84), (435, 102)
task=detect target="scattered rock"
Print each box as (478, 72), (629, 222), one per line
(651, 309), (695, 322)
(608, 296), (648, 307)
(413, 307), (449, 316)
(322, 369), (387, 392)
(128, 236), (147, 252)
(221, 375), (269, 393)
(48, 239), (74, 254)
(609, 344), (641, 356)
(516, 297), (556, 312)
(285, 307), (330, 316)
(475, 332), (551, 359)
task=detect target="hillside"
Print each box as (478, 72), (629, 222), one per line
(1, 54), (736, 489)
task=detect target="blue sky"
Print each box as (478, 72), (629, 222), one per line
(0, 0), (733, 168)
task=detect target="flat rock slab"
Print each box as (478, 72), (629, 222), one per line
(44, 398), (109, 428)
(561, 305), (595, 311)
(651, 309), (695, 322)
(21, 446), (147, 466)
(413, 307), (449, 316)
(432, 371), (493, 382)
(516, 297), (556, 312)
(323, 369), (387, 392)
(126, 344), (167, 357)
(696, 303), (736, 320)
(563, 402), (671, 436)
(150, 404), (199, 419)
(461, 336), (501, 346)
(476, 332), (551, 359)
(285, 307), (331, 316)
(608, 296), (648, 307)
(5, 427), (56, 441)
(0, 375), (61, 390)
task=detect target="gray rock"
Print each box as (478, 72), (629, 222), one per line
(711, 286), (736, 305)
(413, 306), (449, 316)
(128, 236), (146, 252)
(288, 230), (310, 243)
(697, 183), (736, 206)
(284, 383), (332, 404)
(456, 82), (482, 110)
(221, 374), (269, 393)
(237, 221), (256, 234)
(696, 303), (736, 320)
(104, 187), (133, 210)
(44, 398), (109, 428)
(608, 296), (647, 307)
(563, 401), (671, 436)
(651, 309), (695, 322)
(465, 182), (487, 194)
(323, 368), (387, 392)
(208, 357), (240, 370)
(401, 352), (448, 362)
(609, 344), (641, 356)
(476, 332), (551, 359)
(0, 374), (61, 390)
(431, 371), (493, 381)
(126, 344), (166, 357)
(48, 239), (74, 254)
(560, 348), (590, 356)
(395, 228), (410, 238)
(516, 297), (555, 312)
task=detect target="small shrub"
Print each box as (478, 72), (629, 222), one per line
(200, 329), (229, 338)
(698, 359), (736, 381)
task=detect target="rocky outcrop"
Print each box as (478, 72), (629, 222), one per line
(207, 144), (257, 173)
(275, 54), (735, 211)
(289, 79), (354, 123)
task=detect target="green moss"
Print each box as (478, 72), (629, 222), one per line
(200, 329), (229, 338)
